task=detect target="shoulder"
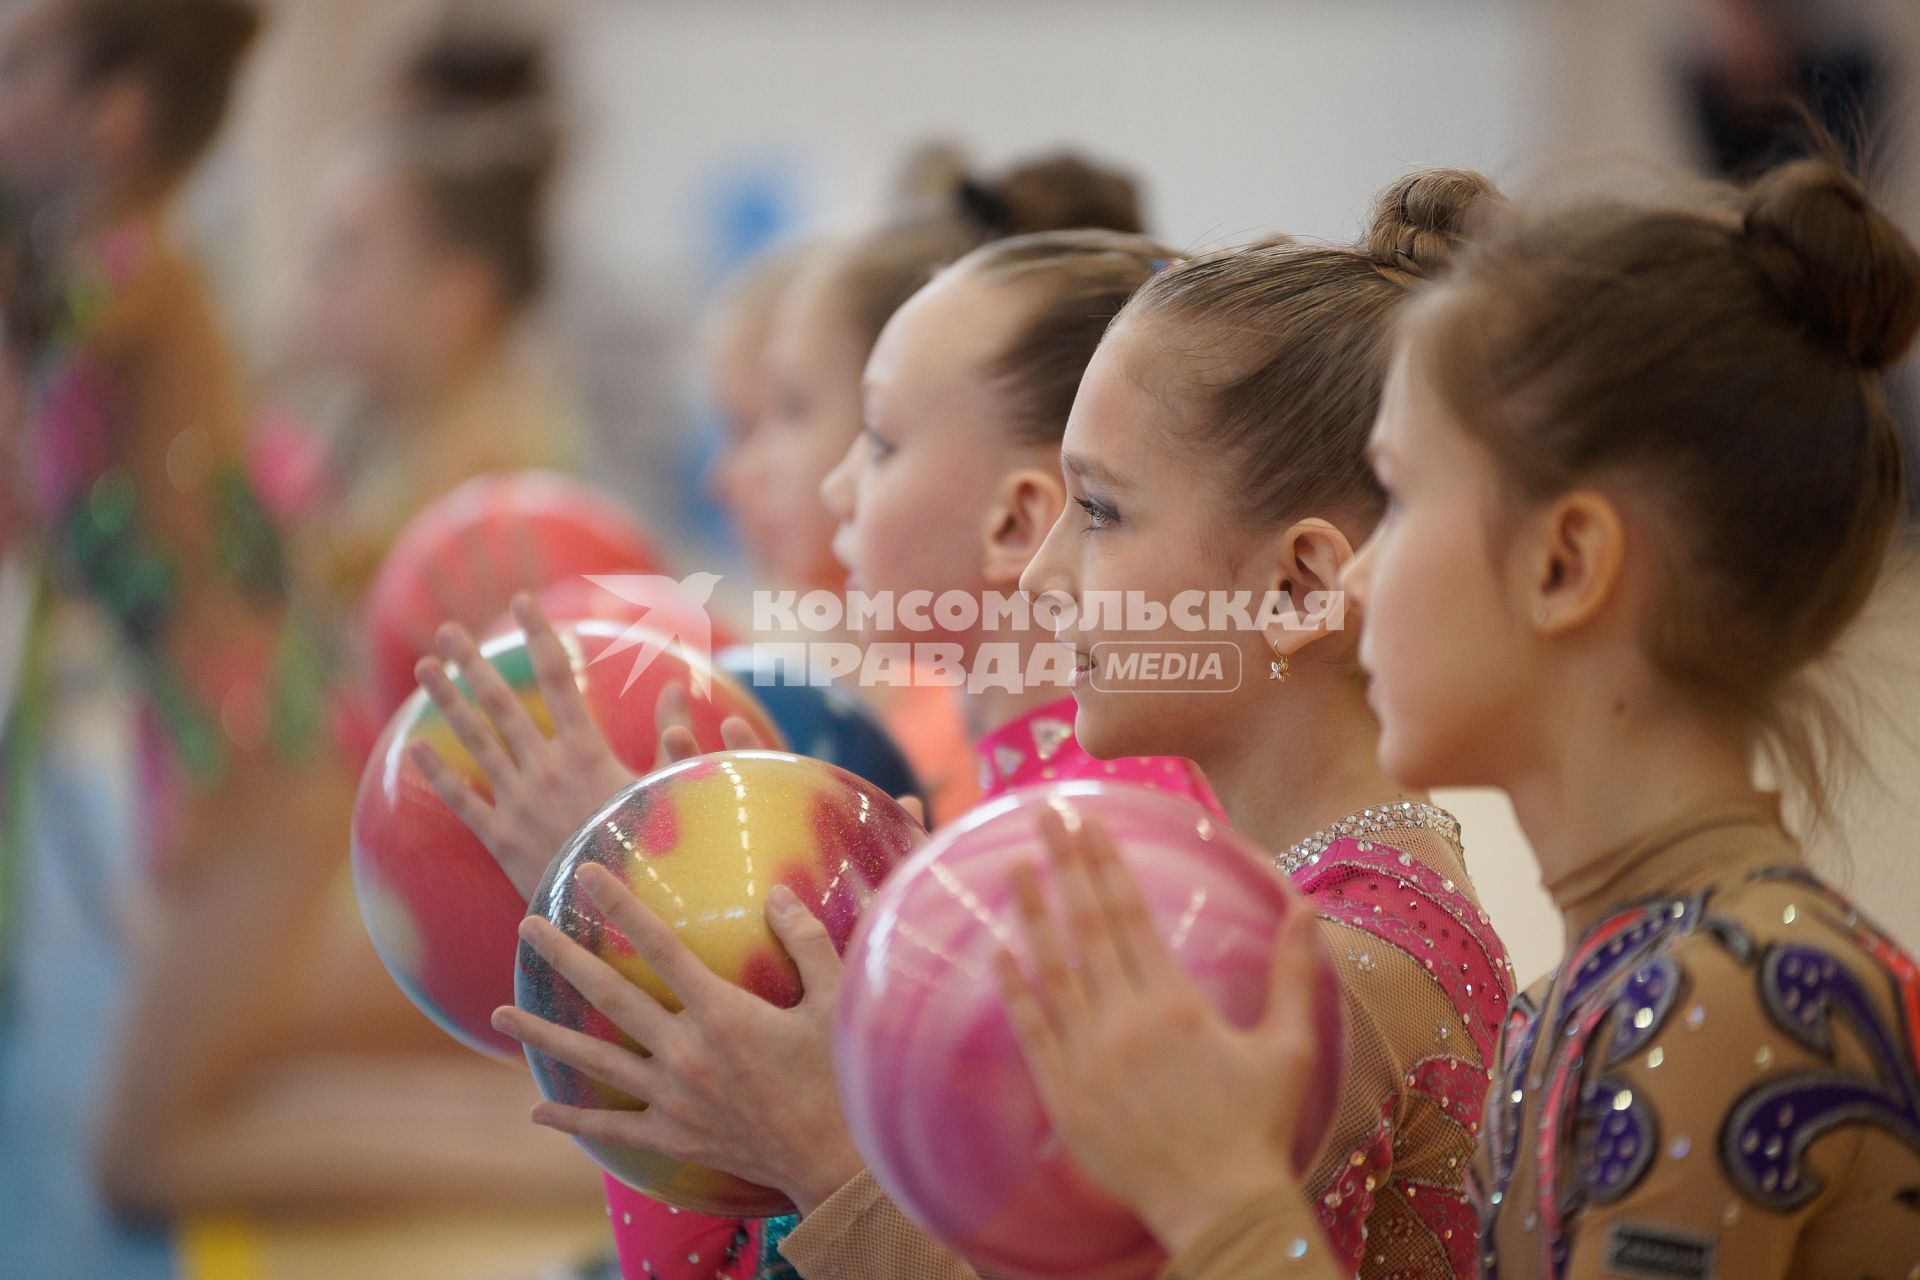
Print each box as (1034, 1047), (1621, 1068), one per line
(1560, 868), (1919, 1213)
(1300, 837), (1513, 1067)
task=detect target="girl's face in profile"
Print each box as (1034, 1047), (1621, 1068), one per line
(1345, 336), (1539, 790)
(1021, 318), (1277, 763)
(739, 258), (869, 593)
(820, 266), (1046, 651)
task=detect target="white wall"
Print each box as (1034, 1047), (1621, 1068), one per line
(556, 0), (1544, 293)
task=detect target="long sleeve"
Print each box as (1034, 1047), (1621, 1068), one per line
(778, 1170), (980, 1280)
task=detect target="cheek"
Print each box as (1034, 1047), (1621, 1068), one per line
(856, 463), (980, 599)
(1367, 514), (1513, 784)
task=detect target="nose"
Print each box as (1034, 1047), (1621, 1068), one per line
(1341, 530), (1376, 611)
(1018, 506), (1075, 626)
(819, 434), (863, 522)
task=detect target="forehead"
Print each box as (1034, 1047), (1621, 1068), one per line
(767, 256), (863, 368)
(865, 268), (1024, 393)
(1066, 316), (1181, 435)
(1062, 318), (1211, 489)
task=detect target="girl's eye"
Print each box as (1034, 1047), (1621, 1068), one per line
(1075, 495), (1118, 531)
(864, 428), (895, 462)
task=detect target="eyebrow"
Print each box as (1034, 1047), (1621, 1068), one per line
(1061, 451), (1132, 493)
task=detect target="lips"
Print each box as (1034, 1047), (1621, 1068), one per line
(831, 529), (860, 587)
(1066, 643), (1096, 689)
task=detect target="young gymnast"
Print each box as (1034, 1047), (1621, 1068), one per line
(458, 171), (1514, 1280)
(814, 229), (1217, 809)
(996, 156), (1920, 1278)
(0, 0), (601, 1214)
(280, 20), (574, 619)
(414, 155), (1153, 1277)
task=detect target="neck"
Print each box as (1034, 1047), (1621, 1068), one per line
(1501, 690), (1763, 924)
(1195, 671), (1423, 853)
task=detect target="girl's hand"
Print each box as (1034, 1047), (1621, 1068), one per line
(491, 865), (866, 1216)
(997, 806), (1326, 1256)
(410, 594), (642, 899)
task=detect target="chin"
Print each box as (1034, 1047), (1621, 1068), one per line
(1064, 689), (1127, 761)
(1070, 688), (1183, 765)
(1378, 723), (1465, 792)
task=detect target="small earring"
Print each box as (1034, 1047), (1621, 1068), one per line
(1535, 607), (1549, 626)
(1268, 652), (1291, 683)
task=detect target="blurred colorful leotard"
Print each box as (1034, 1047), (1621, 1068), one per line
(254, 346), (577, 766)
(5, 213), (327, 880)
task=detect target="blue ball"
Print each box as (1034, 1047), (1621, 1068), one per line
(716, 646), (926, 811)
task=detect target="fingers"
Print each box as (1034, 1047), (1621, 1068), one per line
(1080, 815), (1171, 985)
(1038, 807), (1131, 997)
(491, 1004), (660, 1103)
(436, 622), (546, 765)
(659, 725), (701, 764)
(654, 682), (699, 763)
(719, 715), (766, 751)
(517, 911), (677, 1048)
(1007, 859), (1087, 1032)
(767, 885), (843, 1003)
(994, 946), (1071, 1111)
(415, 656), (518, 787)
(575, 863), (722, 1010)
(896, 795), (927, 830)
(528, 1100), (665, 1151)
(1259, 907), (1322, 1045)
(514, 594), (596, 741)
(409, 739), (503, 848)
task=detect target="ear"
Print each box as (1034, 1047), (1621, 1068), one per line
(1260, 517), (1358, 659)
(1524, 489), (1625, 635)
(982, 460), (1067, 589)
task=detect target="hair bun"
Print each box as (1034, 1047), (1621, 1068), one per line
(1361, 167), (1503, 281)
(1742, 159), (1920, 372)
(978, 151), (1145, 237)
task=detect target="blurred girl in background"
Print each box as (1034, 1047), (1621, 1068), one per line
(0, 0), (601, 1216)
(272, 15), (577, 630)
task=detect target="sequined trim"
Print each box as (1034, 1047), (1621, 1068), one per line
(1275, 800), (1462, 877)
